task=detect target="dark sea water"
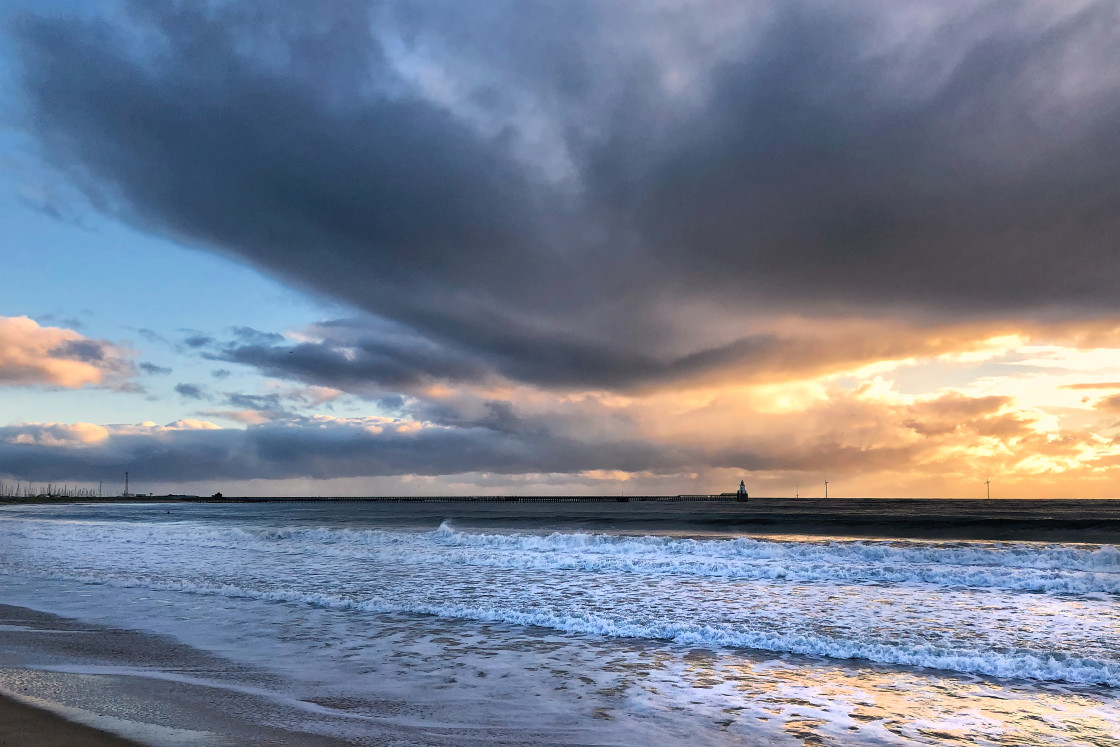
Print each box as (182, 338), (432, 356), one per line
(202, 496), (1120, 541)
(1, 498), (1117, 745)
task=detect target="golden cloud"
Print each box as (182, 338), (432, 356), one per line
(1098, 394), (1120, 414)
(0, 316), (133, 388)
(3, 422), (110, 446)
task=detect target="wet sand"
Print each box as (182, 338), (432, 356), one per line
(0, 693), (141, 746)
(0, 604), (357, 746)
(1, 601), (571, 745)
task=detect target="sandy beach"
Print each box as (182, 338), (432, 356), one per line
(0, 693), (141, 746)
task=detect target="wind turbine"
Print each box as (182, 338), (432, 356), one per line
(824, 480), (829, 499)
(985, 475), (991, 500)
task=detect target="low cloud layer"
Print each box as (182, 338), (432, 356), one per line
(0, 416), (678, 484)
(2, 377), (1117, 497)
(0, 316), (133, 388)
(12, 1), (1120, 392)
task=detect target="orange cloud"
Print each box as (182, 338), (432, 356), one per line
(424, 359), (1120, 496)
(0, 419), (227, 449)
(2, 421), (111, 446)
(0, 316), (133, 388)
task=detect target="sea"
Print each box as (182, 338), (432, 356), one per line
(0, 498), (1118, 746)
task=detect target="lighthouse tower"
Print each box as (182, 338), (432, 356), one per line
(737, 480), (748, 501)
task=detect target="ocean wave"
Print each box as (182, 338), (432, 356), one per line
(429, 521), (1120, 571)
(3, 519), (1119, 594)
(25, 567), (1120, 688)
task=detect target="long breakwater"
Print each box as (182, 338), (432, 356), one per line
(183, 494), (739, 503)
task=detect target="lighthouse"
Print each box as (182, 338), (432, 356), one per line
(737, 480), (748, 501)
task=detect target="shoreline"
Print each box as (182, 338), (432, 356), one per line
(0, 691), (143, 747)
(0, 603), (360, 746)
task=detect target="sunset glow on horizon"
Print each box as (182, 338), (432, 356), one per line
(2, 1), (1119, 498)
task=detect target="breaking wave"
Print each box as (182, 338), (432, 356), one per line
(4, 516), (1119, 687)
(3, 518), (1119, 594)
(20, 567), (1120, 688)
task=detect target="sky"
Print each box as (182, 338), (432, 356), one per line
(1, 0), (1119, 498)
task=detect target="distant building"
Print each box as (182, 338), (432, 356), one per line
(737, 480), (748, 501)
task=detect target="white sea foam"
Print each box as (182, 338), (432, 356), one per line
(20, 567), (1120, 688)
(4, 515), (1119, 689)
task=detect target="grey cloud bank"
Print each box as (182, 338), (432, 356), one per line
(0, 419), (684, 483)
(11, 0), (1120, 392)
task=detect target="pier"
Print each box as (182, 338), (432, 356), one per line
(182, 494), (736, 504)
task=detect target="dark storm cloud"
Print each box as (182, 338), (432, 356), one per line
(12, 1), (1120, 389)
(215, 336), (491, 392)
(212, 316), (1032, 393)
(594, 4), (1120, 312)
(214, 328), (816, 389)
